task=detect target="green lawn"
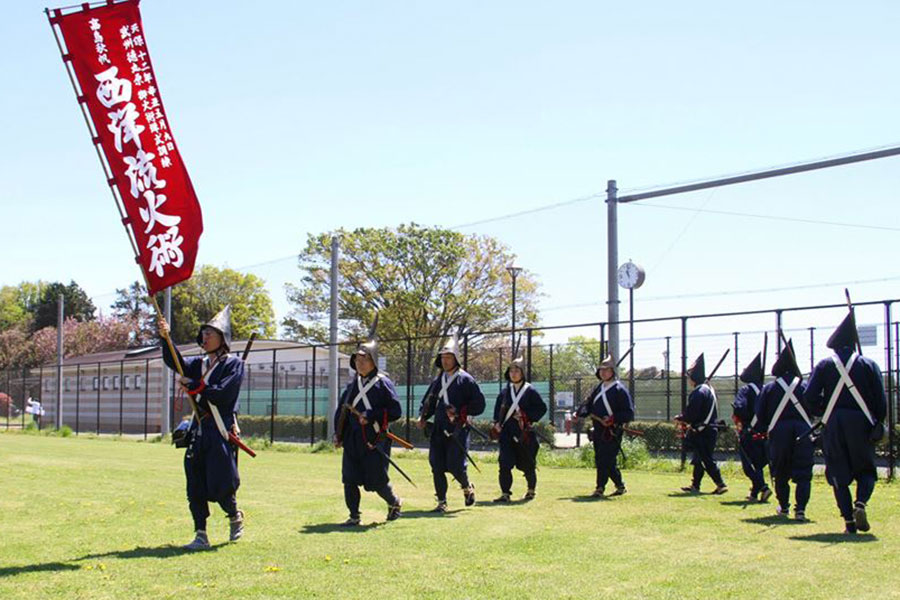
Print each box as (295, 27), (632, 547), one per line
(1, 433), (899, 600)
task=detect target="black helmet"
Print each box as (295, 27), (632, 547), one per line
(686, 353), (705, 383)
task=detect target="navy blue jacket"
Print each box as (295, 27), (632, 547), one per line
(419, 369), (486, 435)
(577, 380), (635, 424)
(681, 384), (718, 429)
(161, 343), (244, 431)
(753, 376), (811, 433)
(493, 382), (547, 442)
(804, 348), (886, 424)
(732, 383), (762, 427)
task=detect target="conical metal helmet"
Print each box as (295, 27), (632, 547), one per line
(772, 339), (802, 379)
(350, 314), (379, 372)
(197, 305), (233, 351)
(686, 353), (705, 384)
(504, 356), (527, 382)
(739, 352), (764, 384)
(595, 354), (617, 379)
(434, 329), (462, 369)
(826, 311), (858, 350)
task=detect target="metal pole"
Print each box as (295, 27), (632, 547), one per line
(680, 317), (688, 469)
(628, 287), (634, 396)
(5, 369), (10, 431)
(96, 362), (101, 434)
(575, 377), (582, 448)
(56, 293), (64, 429)
(893, 320), (899, 480)
(162, 287), (172, 435)
(75, 364), (81, 435)
(733, 332), (739, 397)
(512, 273), (517, 351)
(809, 327), (816, 374)
(118, 360), (124, 435)
(311, 346), (317, 446)
(144, 359), (150, 439)
(526, 329), (533, 382)
(775, 310), (784, 352)
(38, 366), (43, 431)
(606, 179), (620, 360)
(884, 303), (894, 479)
(406, 337), (412, 442)
(463, 334), (469, 371)
(549, 344), (555, 428)
(665, 336), (671, 421)
(270, 349), (277, 443)
(327, 236), (339, 439)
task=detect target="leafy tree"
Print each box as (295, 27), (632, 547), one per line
(284, 223), (540, 378)
(111, 281), (161, 346)
(31, 281), (96, 332)
(0, 286), (30, 331)
(168, 265), (276, 344)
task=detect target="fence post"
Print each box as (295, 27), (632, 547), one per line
(118, 360), (124, 435)
(575, 377), (582, 448)
(270, 349), (277, 444)
(884, 303), (894, 480)
(21, 368), (27, 430)
(96, 362), (101, 434)
(665, 336), (671, 421)
(38, 365), (44, 431)
(549, 344), (555, 428)
(526, 328), (533, 382)
(775, 310), (784, 352)
(406, 337), (412, 441)
(809, 327), (816, 374)
(311, 346), (317, 446)
(5, 369), (10, 430)
(463, 333), (469, 371)
(75, 364), (81, 435)
(144, 359), (150, 439)
(680, 317), (688, 470)
(733, 332), (739, 398)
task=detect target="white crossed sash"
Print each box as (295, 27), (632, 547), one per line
(202, 354), (231, 441)
(768, 377), (811, 432)
(350, 373), (385, 432)
(502, 382), (532, 424)
(439, 370), (461, 406)
(822, 353), (875, 426)
(695, 383), (717, 431)
(592, 382), (615, 418)
(748, 383), (760, 429)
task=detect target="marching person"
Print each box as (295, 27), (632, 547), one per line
(574, 355), (634, 498)
(491, 356), (547, 502)
(676, 354), (728, 495)
(417, 334), (486, 512)
(333, 323), (403, 526)
(159, 306), (245, 550)
(804, 311), (887, 534)
(753, 340), (814, 520)
(731, 352), (772, 502)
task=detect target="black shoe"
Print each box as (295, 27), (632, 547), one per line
(493, 493), (511, 503)
(844, 520), (858, 535)
(609, 487), (627, 497)
(522, 489), (536, 501)
(229, 510), (244, 541)
(759, 488), (773, 503)
(853, 502), (870, 532)
(340, 516), (361, 527)
(712, 484), (728, 495)
(680, 485), (699, 493)
(464, 485), (476, 507)
(387, 499), (402, 522)
(794, 510), (807, 522)
(431, 500), (448, 513)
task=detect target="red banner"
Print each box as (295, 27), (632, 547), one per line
(52, 0), (202, 295)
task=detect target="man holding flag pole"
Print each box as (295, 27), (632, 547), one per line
(46, 0), (239, 548)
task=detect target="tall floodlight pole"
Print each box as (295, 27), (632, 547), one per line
(606, 180), (619, 359)
(162, 287), (172, 435)
(507, 265), (522, 352)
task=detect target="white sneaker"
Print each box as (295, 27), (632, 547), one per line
(183, 530), (210, 550)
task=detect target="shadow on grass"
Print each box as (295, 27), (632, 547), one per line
(742, 515), (811, 526)
(74, 544), (225, 561)
(299, 522), (384, 534)
(0, 562), (81, 578)
(789, 532), (878, 544)
(400, 509), (464, 519)
(667, 491), (707, 498)
(720, 500), (759, 509)
(558, 495), (610, 503)
(475, 500), (534, 508)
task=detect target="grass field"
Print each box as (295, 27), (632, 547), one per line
(1, 432), (899, 600)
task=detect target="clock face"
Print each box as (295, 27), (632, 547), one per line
(617, 262), (645, 289)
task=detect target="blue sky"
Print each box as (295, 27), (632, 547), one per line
(2, 0), (898, 355)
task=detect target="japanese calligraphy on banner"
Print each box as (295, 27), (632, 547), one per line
(52, 0), (202, 295)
